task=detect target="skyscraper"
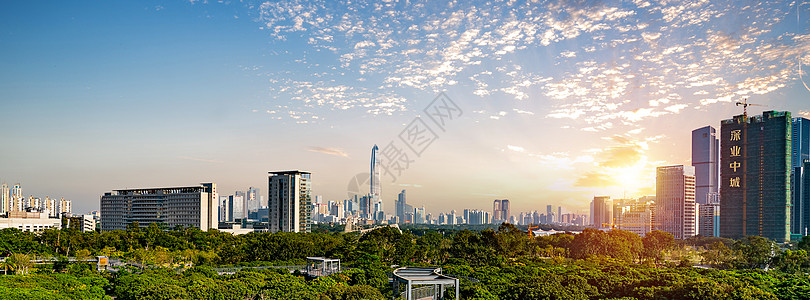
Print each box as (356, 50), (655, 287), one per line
(0, 183), (8, 214)
(229, 194), (245, 221)
(247, 187), (260, 213)
(791, 118), (810, 236)
(395, 190), (406, 222)
(268, 170), (312, 233)
(794, 159), (810, 236)
(720, 111), (792, 242)
(656, 165), (696, 239)
(590, 196), (613, 228)
(792, 118), (810, 169)
(370, 145), (383, 220)
(692, 126), (719, 205)
(492, 199), (510, 224)
(99, 183), (218, 231)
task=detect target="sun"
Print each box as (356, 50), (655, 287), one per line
(609, 158), (655, 197)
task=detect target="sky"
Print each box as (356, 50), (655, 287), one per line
(1, 0), (809, 217)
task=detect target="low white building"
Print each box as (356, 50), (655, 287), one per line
(0, 211), (62, 232)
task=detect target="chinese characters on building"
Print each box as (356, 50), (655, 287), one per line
(380, 93), (462, 182)
(729, 129), (742, 188)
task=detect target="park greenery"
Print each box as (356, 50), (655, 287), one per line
(2, 223), (810, 299)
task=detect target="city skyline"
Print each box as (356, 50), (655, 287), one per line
(2, 1), (810, 216)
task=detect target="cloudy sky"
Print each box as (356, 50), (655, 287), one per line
(2, 0), (809, 216)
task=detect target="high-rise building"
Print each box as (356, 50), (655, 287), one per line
(546, 205), (554, 223)
(229, 195), (245, 221)
(791, 118), (810, 236)
(10, 183), (22, 212)
(492, 199), (510, 224)
(247, 187), (260, 213)
(395, 190), (406, 222)
(792, 118), (810, 169)
(692, 126), (719, 205)
(100, 183), (218, 231)
(590, 196), (613, 228)
(793, 159), (810, 236)
(699, 201), (720, 237)
(655, 165), (696, 240)
(720, 111), (792, 242)
(414, 206), (425, 224)
(268, 171), (311, 233)
(0, 183), (8, 215)
(370, 145), (382, 219)
(615, 196), (655, 237)
(58, 197), (71, 215)
(220, 196), (230, 222)
(692, 127), (721, 238)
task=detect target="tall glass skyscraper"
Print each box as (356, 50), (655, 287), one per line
(792, 118), (810, 236)
(691, 126), (719, 205)
(370, 144), (383, 220)
(720, 111), (792, 242)
(492, 199), (510, 224)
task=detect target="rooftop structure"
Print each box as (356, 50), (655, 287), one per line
(392, 267), (459, 300)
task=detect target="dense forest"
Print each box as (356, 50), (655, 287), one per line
(2, 223), (810, 299)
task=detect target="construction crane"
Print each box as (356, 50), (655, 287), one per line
(526, 224), (540, 237)
(735, 98), (767, 118)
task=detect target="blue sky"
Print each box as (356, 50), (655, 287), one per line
(2, 0), (809, 216)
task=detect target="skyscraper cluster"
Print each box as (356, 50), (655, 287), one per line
(591, 111), (809, 242)
(0, 182), (71, 217)
(220, 187), (265, 224)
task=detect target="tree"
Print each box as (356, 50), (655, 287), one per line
(701, 241), (732, 269)
(732, 236), (777, 269)
(75, 249), (92, 263)
(6, 253), (33, 275)
(642, 230), (674, 262)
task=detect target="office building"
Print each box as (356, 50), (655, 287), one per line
(247, 187), (260, 213)
(793, 118), (810, 169)
(655, 165), (696, 239)
(370, 145), (383, 219)
(692, 126), (720, 205)
(590, 196), (613, 228)
(396, 190), (406, 221)
(492, 199), (510, 224)
(229, 194), (246, 221)
(100, 183), (219, 231)
(615, 196), (655, 236)
(792, 118), (810, 236)
(699, 201), (720, 237)
(720, 111), (792, 241)
(268, 170), (311, 233)
(219, 196), (230, 222)
(793, 159), (810, 236)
